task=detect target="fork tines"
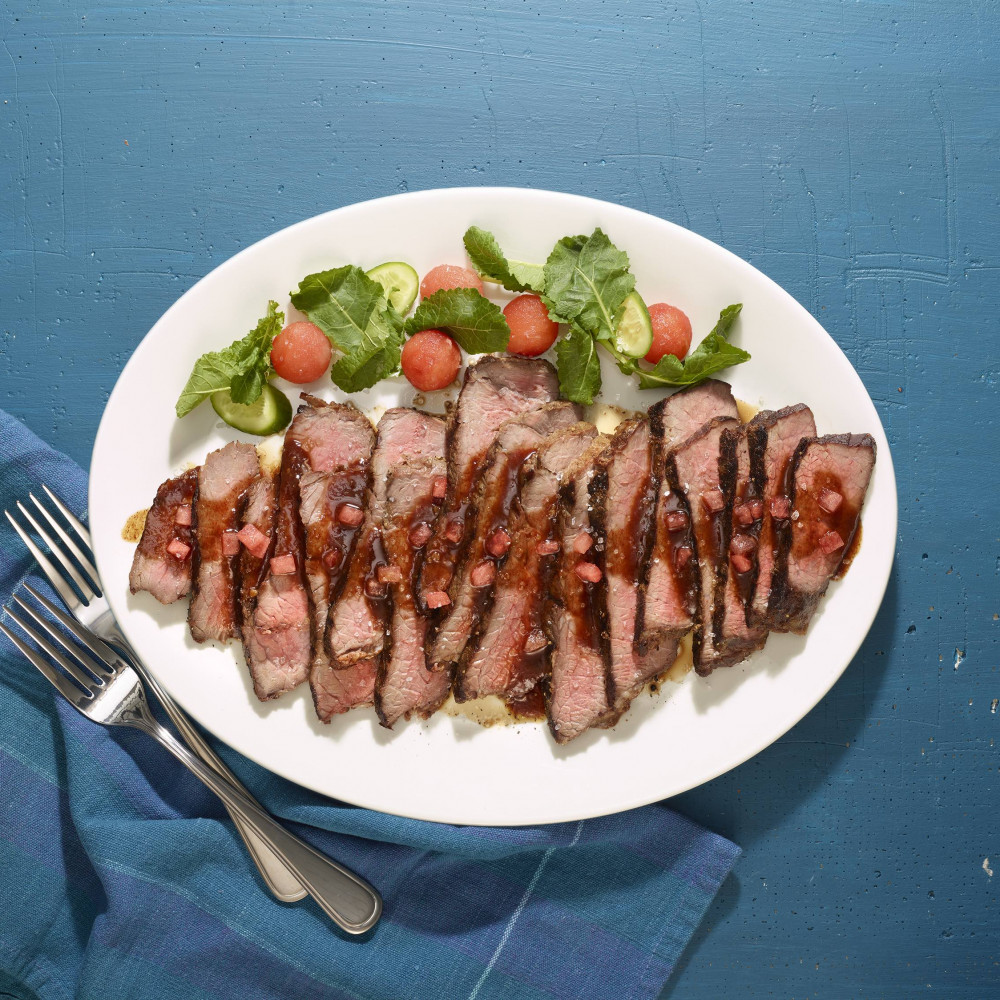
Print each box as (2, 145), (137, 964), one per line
(0, 586), (112, 706)
(3, 485), (101, 609)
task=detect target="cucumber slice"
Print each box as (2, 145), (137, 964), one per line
(613, 291), (654, 358)
(366, 261), (419, 314)
(211, 383), (292, 436)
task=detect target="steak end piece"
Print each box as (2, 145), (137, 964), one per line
(129, 467), (199, 605)
(417, 355), (560, 612)
(767, 433), (876, 633)
(188, 442), (260, 644)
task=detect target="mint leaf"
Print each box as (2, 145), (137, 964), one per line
(330, 304), (406, 392)
(463, 226), (545, 293)
(542, 229), (635, 341)
(634, 304), (750, 389)
(555, 322), (602, 405)
(175, 300), (284, 418)
(405, 287), (510, 354)
(291, 266), (404, 392)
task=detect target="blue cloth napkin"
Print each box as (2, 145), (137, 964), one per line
(0, 409), (740, 1000)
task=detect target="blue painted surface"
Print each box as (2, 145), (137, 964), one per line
(1, 1), (997, 996)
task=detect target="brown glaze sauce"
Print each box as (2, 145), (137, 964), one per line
(310, 469), (368, 603)
(658, 487), (698, 615)
(791, 471), (863, 565)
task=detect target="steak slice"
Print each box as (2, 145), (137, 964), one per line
(375, 455), (451, 728)
(640, 381), (739, 650)
(427, 401), (581, 673)
(188, 442), (260, 644)
(745, 404), (817, 630)
(455, 423), (599, 714)
(310, 657), (378, 719)
(591, 417), (675, 712)
(665, 416), (740, 676)
(714, 424), (768, 664)
(245, 397), (372, 701)
(544, 435), (614, 744)
(417, 355), (560, 612)
(238, 472), (280, 699)
(327, 408), (446, 667)
(129, 467), (198, 604)
(299, 407), (376, 722)
(767, 433), (876, 633)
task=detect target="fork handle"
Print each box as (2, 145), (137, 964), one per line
(128, 714), (382, 935)
(115, 641), (307, 903)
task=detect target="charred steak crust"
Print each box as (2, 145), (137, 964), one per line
(544, 434), (614, 744)
(427, 401), (581, 673)
(417, 355), (560, 614)
(129, 467), (199, 605)
(745, 404), (818, 630)
(188, 442), (261, 644)
(455, 422), (599, 713)
(767, 432), (876, 634)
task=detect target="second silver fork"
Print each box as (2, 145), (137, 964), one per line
(5, 485), (307, 902)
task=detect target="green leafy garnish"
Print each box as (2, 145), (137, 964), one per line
(463, 226), (545, 293)
(555, 322), (602, 405)
(291, 266), (405, 392)
(175, 301), (284, 418)
(405, 287), (510, 354)
(634, 304), (749, 389)
(542, 229), (635, 341)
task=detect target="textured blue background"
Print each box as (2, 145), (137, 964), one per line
(2, 1), (998, 996)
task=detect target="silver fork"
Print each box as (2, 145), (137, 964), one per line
(4, 486), (306, 902)
(1, 585), (382, 935)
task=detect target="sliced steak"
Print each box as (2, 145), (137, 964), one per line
(767, 433), (876, 633)
(238, 472), (280, 699)
(640, 381), (739, 651)
(428, 401), (581, 673)
(417, 355), (560, 612)
(245, 397), (372, 701)
(188, 442), (260, 644)
(310, 657), (378, 719)
(326, 408), (446, 667)
(665, 416), (740, 676)
(591, 417), (674, 712)
(544, 435), (614, 744)
(299, 407), (376, 722)
(129, 467), (198, 604)
(455, 423), (599, 714)
(375, 455), (451, 728)
(745, 404), (817, 630)
(714, 424), (768, 664)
